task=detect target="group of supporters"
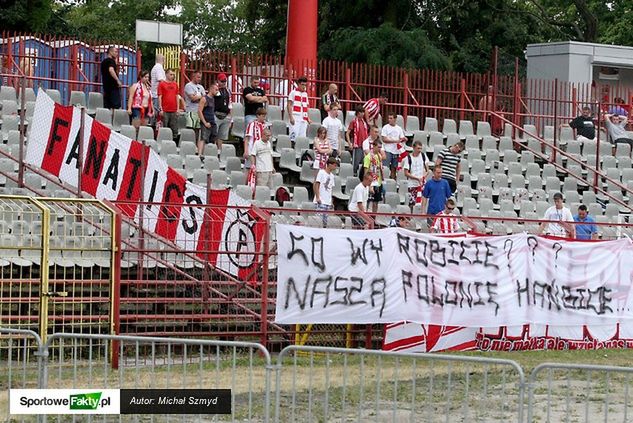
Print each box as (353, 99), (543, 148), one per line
(100, 49), (604, 238)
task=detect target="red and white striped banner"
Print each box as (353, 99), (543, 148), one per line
(26, 91), (264, 279)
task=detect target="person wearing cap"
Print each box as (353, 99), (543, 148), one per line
(313, 157), (338, 226)
(214, 73), (232, 151)
(568, 106), (596, 142)
(539, 192), (575, 238)
(363, 93), (388, 126)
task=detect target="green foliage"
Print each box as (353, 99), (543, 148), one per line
(320, 24), (450, 70)
(1, 0), (633, 74)
(0, 0), (52, 32)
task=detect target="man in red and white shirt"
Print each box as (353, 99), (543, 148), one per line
(244, 107), (267, 169)
(287, 76), (312, 141)
(431, 199), (460, 234)
(363, 93), (388, 125)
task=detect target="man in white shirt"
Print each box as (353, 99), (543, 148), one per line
(314, 157), (338, 226)
(539, 192), (575, 238)
(250, 128), (275, 188)
(349, 171), (372, 228)
(150, 54), (166, 125)
(322, 102), (345, 155)
(381, 113), (407, 180)
(184, 71), (206, 142)
(287, 76), (312, 141)
(402, 140), (429, 211)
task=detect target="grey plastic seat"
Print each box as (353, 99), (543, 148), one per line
(138, 126), (155, 141)
(220, 144), (237, 167)
(235, 185), (252, 201)
(204, 156), (220, 172)
(179, 141), (197, 158)
(159, 140), (178, 157)
(280, 148), (301, 173)
(1, 115), (19, 141)
(442, 119), (458, 136)
(46, 89), (62, 104)
(120, 124), (136, 140)
(112, 109), (130, 132)
(87, 92), (104, 115)
(231, 116), (245, 139)
(267, 105), (282, 121)
(299, 161), (316, 183)
(459, 120), (474, 137)
(179, 128), (196, 143)
(255, 186), (271, 202)
(211, 170), (229, 188)
(405, 116), (420, 132)
(293, 186), (309, 204)
(204, 143), (218, 157)
(94, 108), (112, 127)
(1, 100), (18, 115)
(0, 86), (17, 101)
(332, 176), (349, 201)
(157, 127), (174, 142)
(69, 90), (86, 108)
(225, 157), (242, 174)
(229, 171), (246, 188)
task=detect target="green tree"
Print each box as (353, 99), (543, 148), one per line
(320, 24), (449, 70)
(0, 0), (53, 32)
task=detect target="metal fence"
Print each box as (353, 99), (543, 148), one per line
(5, 331), (633, 422)
(0, 196), (117, 342)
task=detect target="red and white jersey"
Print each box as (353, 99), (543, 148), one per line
(245, 120), (265, 151)
(364, 98), (381, 122)
(432, 211), (460, 234)
(288, 89), (309, 121)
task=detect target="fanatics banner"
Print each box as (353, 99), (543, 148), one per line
(275, 224), (633, 326)
(26, 92), (263, 279)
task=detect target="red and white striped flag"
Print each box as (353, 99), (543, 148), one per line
(395, 144), (408, 172)
(246, 166), (257, 198)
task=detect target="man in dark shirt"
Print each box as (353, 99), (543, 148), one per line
(100, 46), (122, 110)
(214, 73), (232, 150)
(569, 106), (596, 141)
(243, 76), (268, 130)
(320, 83), (339, 121)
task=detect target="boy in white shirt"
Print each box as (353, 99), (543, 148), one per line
(402, 140), (429, 211)
(250, 128), (275, 188)
(539, 192), (575, 238)
(313, 157), (338, 226)
(381, 113), (407, 179)
(287, 76), (311, 141)
(349, 171), (372, 228)
(322, 102), (345, 155)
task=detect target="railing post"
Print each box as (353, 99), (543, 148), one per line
(179, 51), (187, 91)
(18, 75), (26, 187)
(345, 67), (351, 109)
(459, 78), (466, 122)
(403, 71), (409, 125)
(572, 86), (578, 115)
(110, 210), (122, 369)
(594, 101), (601, 192)
(260, 210), (271, 348)
(552, 78), (558, 164)
(230, 56), (238, 103)
(77, 107), (85, 197)
(513, 58), (519, 139)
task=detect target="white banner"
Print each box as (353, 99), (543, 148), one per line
(24, 91), (264, 278)
(275, 225), (633, 326)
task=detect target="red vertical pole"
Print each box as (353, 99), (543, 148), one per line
(110, 210), (122, 369)
(403, 71), (409, 125)
(136, 49), (142, 79)
(179, 52), (187, 92)
(259, 211), (271, 347)
(70, 44), (78, 95)
(459, 78), (466, 122)
(552, 79), (558, 164)
(594, 100), (601, 192)
(345, 67), (351, 108)
(18, 76), (25, 187)
(286, 0), (317, 101)
(77, 107), (85, 197)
